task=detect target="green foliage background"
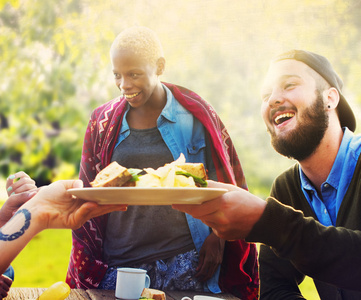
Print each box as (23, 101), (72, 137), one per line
(2, 0), (361, 190)
(2, 0), (361, 298)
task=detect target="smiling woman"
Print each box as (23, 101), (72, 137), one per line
(66, 26), (259, 299)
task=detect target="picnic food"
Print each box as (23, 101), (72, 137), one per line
(90, 162), (142, 187)
(37, 281), (70, 300)
(90, 153), (207, 188)
(141, 288), (166, 300)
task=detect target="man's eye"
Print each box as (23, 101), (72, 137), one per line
(131, 73), (139, 79)
(284, 83), (296, 89)
(114, 73), (121, 79)
(262, 94), (270, 102)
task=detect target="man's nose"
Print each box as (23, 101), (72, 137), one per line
(267, 90), (284, 107)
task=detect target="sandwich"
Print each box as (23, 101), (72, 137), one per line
(90, 154), (207, 188)
(174, 162), (207, 187)
(90, 161), (142, 187)
(140, 288), (166, 300)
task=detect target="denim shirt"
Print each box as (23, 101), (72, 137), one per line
(300, 128), (361, 226)
(114, 84), (221, 293)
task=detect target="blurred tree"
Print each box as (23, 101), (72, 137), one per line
(1, 0), (361, 195)
(0, 0), (97, 185)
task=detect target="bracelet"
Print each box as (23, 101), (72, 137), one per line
(0, 209), (31, 241)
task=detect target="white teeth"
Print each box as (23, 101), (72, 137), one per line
(125, 92), (140, 99)
(274, 113), (295, 124)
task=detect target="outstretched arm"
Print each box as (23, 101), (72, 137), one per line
(173, 180), (265, 241)
(0, 180), (127, 275)
(174, 180), (361, 291)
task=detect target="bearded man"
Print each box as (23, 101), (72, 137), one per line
(174, 50), (361, 300)
(256, 49), (360, 299)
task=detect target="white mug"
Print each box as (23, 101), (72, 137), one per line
(115, 267), (151, 300)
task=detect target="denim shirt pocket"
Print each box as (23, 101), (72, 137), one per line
(186, 139), (206, 162)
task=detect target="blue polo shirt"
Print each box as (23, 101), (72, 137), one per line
(300, 128), (361, 226)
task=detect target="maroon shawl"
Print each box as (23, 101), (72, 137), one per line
(66, 83), (259, 299)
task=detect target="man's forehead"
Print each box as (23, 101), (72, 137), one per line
(262, 60), (310, 86)
(267, 59), (310, 76)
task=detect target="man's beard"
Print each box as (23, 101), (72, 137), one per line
(269, 92), (329, 161)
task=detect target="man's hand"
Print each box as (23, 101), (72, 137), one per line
(196, 232), (225, 282)
(173, 180), (266, 240)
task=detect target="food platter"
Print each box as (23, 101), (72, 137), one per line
(68, 187), (227, 205)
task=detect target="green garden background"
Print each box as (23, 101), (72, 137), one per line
(2, 0), (361, 298)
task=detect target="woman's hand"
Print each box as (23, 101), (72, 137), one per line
(196, 232), (225, 282)
(0, 179), (127, 276)
(0, 172), (38, 227)
(25, 180), (128, 230)
(6, 171), (37, 197)
(0, 275), (12, 299)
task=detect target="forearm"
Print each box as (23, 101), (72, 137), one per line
(0, 204), (45, 274)
(246, 197), (361, 290)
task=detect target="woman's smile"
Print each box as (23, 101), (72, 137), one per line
(124, 92), (141, 100)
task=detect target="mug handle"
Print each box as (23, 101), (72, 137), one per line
(145, 274), (151, 288)
(181, 297), (192, 300)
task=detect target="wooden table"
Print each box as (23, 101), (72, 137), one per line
(6, 288), (240, 300)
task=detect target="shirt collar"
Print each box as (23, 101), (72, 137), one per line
(121, 83), (176, 133)
(159, 83), (176, 123)
(300, 127), (352, 192)
(299, 164), (314, 192)
(326, 127), (353, 188)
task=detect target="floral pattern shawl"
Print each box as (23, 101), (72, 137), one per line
(66, 83), (259, 299)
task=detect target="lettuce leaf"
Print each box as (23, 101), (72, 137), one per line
(175, 171), (208, 187)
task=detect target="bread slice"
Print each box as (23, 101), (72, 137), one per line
(141, 288), (166, 300)
(177, 163), (207, 180)
(90, 161), (133, 187)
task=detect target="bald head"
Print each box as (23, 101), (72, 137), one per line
(110, 26), (164, 65)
